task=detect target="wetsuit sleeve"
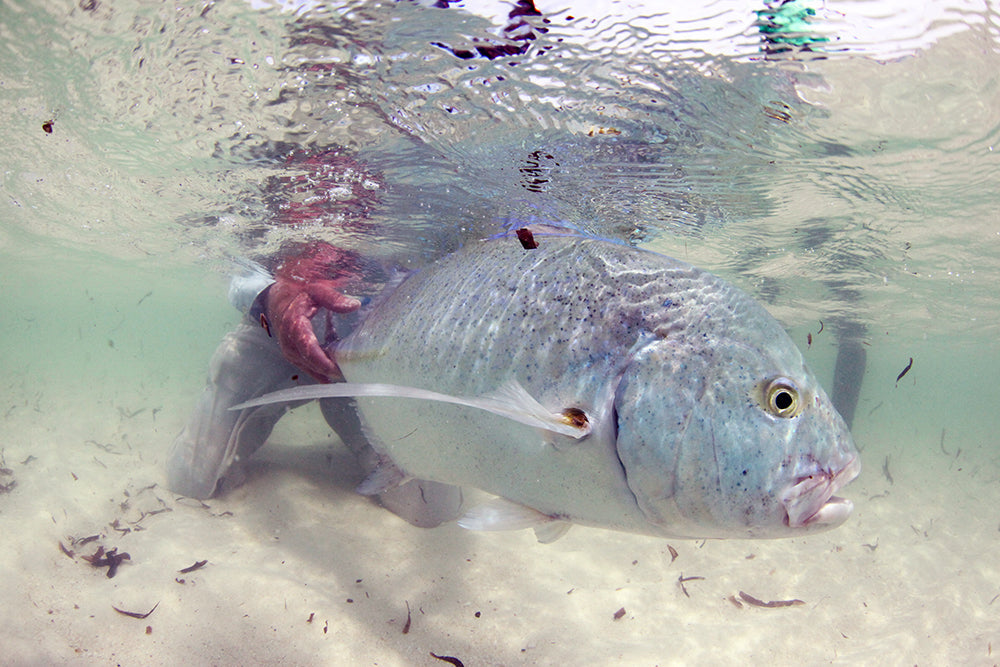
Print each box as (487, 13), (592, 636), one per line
(228, 267), (275, 322)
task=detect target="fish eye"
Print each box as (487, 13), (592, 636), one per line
(761, 378), (801, 418)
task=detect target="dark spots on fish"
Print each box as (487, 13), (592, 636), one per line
(516, 227), (538, 249)
(895, 357), (913, 386)
(260, 313), (272, 337)
(42, 120), (54, 134)
(737, 591), (804, 608)
(430, 652), (465, 667)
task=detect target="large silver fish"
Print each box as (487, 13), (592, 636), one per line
(235, 226), (860, 540)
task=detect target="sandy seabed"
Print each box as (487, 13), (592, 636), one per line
(1, 266), (998, 666)
(1, 376), (998, 666)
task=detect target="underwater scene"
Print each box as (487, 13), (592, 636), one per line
(1, 0), (999, 664)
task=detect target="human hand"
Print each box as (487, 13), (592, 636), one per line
(264, 244), (362, 382)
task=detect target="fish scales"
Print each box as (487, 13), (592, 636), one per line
(347, 241), (712, 389)
(334, 228), (860, 538)
(337, 237), (696, 531)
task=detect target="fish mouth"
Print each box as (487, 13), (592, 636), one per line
(781, 455), (862, 529)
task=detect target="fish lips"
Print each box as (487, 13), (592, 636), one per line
(781, 455), (862, 530)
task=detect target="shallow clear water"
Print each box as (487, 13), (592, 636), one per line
(2, 0), (1000, 664)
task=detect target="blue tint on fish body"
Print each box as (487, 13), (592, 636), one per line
(245, 225), (861, 540)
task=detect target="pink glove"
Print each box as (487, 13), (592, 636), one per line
(264, 242), (361, 382)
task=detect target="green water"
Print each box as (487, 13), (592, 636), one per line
(2, 0), (1000, 664)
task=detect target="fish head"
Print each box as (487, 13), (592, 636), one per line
(614, 324), (860, 539)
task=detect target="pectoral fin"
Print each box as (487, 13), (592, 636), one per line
(230, 380), (591, 439)
(458, 497), (570, 544)
(376, 479), (464, 529)
(533, 521), (572, 544)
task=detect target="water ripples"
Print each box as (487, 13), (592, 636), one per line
(3, 0), (1000, 334)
